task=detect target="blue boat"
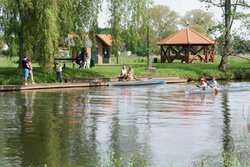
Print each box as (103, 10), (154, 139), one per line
(109, 79), (166, 86)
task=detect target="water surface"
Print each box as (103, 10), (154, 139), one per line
(0, 82), (250, 167)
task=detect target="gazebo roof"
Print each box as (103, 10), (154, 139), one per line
(96, 34), (112, 46)
(156, 28), (215, 45)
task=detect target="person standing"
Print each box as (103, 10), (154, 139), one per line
(22, 56), (30, 85)
(55, 61), (63, 83)
(27, 58), (35, 85)
(85, 53), (91, 69)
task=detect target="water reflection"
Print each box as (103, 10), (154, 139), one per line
(0, 83), (250, 166)
(221, 92), (234, 167)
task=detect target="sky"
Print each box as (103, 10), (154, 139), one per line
(98, 0), (249, 37)
(98, 0), (222, 28)
(154, 0), (223, 24)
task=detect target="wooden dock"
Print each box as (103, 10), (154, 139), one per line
(0, 77), (186, 92)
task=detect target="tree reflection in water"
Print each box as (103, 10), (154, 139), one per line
(221, 92), (234, 167)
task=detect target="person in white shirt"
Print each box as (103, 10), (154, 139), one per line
(209, 77), (218, 88)
(119, 65), (127, 81)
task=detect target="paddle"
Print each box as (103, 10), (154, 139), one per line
(190, 80), (201, 88)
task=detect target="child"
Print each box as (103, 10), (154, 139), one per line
(55, 61), (63, 83)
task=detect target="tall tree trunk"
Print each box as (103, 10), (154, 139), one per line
(219, 0), (232, 72)
(16, 0), (24, 68)
(146, 24), (150, 68)
(16, 0), (29, 69)
(18, 25), (25, 69)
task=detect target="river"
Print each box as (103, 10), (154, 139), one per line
(0, 82), (250, 167)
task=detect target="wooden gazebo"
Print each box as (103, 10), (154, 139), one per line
(156, 28), (215, 63)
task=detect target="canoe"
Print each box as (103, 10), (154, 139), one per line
(185, 87), (221, 94)
(109, 79), (166, 86)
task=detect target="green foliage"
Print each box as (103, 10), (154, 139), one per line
(180, 9), (215, 35)
(33, 0), (59, 72)
(0, 0), (101, 72)
(149, 5), (179, 39)
(232, 37), (250, 54)
(147, 5), (179, 54)
(103, 152), (148, 167)
(200, 0), (250, 71)
(1, 55), (250, 85)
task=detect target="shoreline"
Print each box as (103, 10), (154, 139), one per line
(0, 77), (187, 92)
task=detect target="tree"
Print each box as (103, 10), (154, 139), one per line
(0, 0), (102, 72)
(200, 0), (250, 71)
(107, 0), (153, 64)
(0, 0), (60, 71)
(149, 5), (179, 40)
(108, 0), (123, 64)
(148, 5), (179, 54)
(180, 9), (215, 35)
(32, 0), (60, 71)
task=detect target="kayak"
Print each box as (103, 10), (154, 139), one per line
(109, 79), (166, 86)
(185, 87), (221, 94)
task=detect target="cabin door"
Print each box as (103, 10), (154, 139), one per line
(92, 48), (98, 64)
(103, 47), (110, 64)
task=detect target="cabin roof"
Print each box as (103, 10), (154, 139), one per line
(96, 34), (112, 46)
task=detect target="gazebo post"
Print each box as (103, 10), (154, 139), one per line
(204, 46), (208, 62)
(187, 45), (190, 63)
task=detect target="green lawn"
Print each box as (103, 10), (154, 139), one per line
(0, 55), (250, 85)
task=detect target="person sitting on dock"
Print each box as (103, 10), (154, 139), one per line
(119, 65), (127, 81)
(126, 66), (138, 81)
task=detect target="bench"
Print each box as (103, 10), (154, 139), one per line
(54, 58), (76, 68)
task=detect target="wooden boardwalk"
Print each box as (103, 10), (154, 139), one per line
(0, 77), (186, 92)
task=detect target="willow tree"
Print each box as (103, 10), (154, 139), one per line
(33, 0), (60, 71)
(107, 0), (123, 64)
(58, 0), (74, 38)
(0, 0), (101, 72)
(0, 0), (20, 59)
(107, 0), (153, 64)
(0, 0), (33, 66)
(200, 0), (250, 71)
(0, 0), (59, 71)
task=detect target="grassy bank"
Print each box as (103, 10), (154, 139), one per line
(0, 55), (250, 85)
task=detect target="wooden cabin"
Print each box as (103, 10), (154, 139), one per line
(95, 34), (112, 64)
(67, 34), (92, 60)
(156, 28), (215, 63)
